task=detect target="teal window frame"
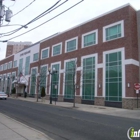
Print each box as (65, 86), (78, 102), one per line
(64, 60), (75, 99)
(53, 44), (61, 56)
(82, 57), (95, 100)
(1, 64), (3, 71)
(40, 65), (47, 94)
(18, 58), (23, 75)
(66, 38), (77, 52)
(42, 48), (49, 59)
(50, 64), (60, 98)
(9, 61), (12, 69)
(105, 24), (121, 41)
(33, 53), (39, 61)
(105, 52), (122, 102)
(13, 60), (17, 68)
(25, 56), (30, 75)
(5, 63), (7, 70)
(30, 68), (37, 95)
(83, 32), (96, 47)
(12, 73), (16, 89)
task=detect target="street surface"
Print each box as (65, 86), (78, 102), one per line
(0, 98), (139, 140)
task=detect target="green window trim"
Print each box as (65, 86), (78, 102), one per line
(53, 44), (61, 56)
(33, 53), (39, 61)
(106, 24), (121, 41)
(50, 64), (60, 98)
(19, 58), (23, 75)
(82, 57), (95, 100)
(84, 32), (96, 47)
(66, 39), (77, 52)
(42, 49), (49, 59)
(30, 68), (37, 95)
(25, 56), (30, 75)
(40, 66), (47, 94)
(64, 61), (75, 99)
(105, 52), (122, 102)
(13, 60), (17, 68)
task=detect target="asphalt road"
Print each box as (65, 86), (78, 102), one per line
(0, 98), (139, 140)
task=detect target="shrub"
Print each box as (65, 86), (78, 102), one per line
(41, 87), (46, 97)
(11, 87), (16, 94)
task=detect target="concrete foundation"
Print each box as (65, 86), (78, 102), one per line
(58, 95), (64, 102)
(94, 97), (105, 106)
(46, 95), (50, 100)
(75, 96), (82, 103)
(122, 98), (140, 109)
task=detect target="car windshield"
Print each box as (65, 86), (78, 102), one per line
(0, 92), (5, 94)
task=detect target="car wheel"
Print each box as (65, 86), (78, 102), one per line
(5, 98), (7, 100)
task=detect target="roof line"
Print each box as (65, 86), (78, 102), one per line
(41, 3), (133, 43)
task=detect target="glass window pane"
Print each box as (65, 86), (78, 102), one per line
(84, 33), (96, 47)
(42, 49), (49, 59)
(33, 53), (38, 61)
(30, 68), (37, 95)
(19, 58), (23, 75)
(106, 24), (122, 41)
(67, 39), (76, 52)
(64, 61), (75, 99)
(105, 52), (122, 102)
(51, 64), (59, 98)
(53, 45), (61, 56)
(25, 56), (30, 75)
(82, 57), (95, 100)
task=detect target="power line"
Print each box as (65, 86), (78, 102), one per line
(0, 0), (84, 42)
(12, 0), (36, 18)
(0, 0), (63, 37)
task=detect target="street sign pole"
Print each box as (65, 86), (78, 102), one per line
(136, 90), (139, 108)
(134, 83), (140, 108)
(137, 94), (139, 108)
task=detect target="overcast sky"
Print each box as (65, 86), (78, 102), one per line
(0, 0), (140, 60)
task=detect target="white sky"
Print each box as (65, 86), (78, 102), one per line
(0, 0), (140, 60)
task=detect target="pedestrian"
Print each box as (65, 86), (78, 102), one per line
(24, 85), (27, 98)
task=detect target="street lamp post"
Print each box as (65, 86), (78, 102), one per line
(48, 67), (57, 104)
(6, 75), (10, 97)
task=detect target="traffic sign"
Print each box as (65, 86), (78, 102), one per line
(134, 83), (140, 90)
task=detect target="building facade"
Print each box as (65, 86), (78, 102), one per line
(6, 41), (32, 57)
(0, 4), (140, 109)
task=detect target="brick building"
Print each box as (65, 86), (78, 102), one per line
(0, 4), (140, 109)
(5, 41), (32, 57)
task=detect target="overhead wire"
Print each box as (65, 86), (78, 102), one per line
(0, 0), (84, 42)
(12, 0), (36, 18)
(0, 0), (63, 37)
(0, 0), (36, 37)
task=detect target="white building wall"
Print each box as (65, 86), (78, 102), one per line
(14, 42), (40, 85)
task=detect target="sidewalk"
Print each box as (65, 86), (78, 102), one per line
(0, 113), (53, 140)
(16, 97), (140, 120)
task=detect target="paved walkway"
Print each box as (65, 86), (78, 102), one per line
(17, 97), (140, 120)
(0, 113), (53, 140)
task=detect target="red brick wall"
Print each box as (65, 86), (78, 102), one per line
(38, 5), (138, 97)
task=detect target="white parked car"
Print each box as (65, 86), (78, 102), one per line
(0, 91), (7, 100)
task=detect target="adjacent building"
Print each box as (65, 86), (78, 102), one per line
(5, 41), (32, 57)
(0, 4), (140, 109)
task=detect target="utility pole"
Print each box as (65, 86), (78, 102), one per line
(0, 0), (3, 25)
